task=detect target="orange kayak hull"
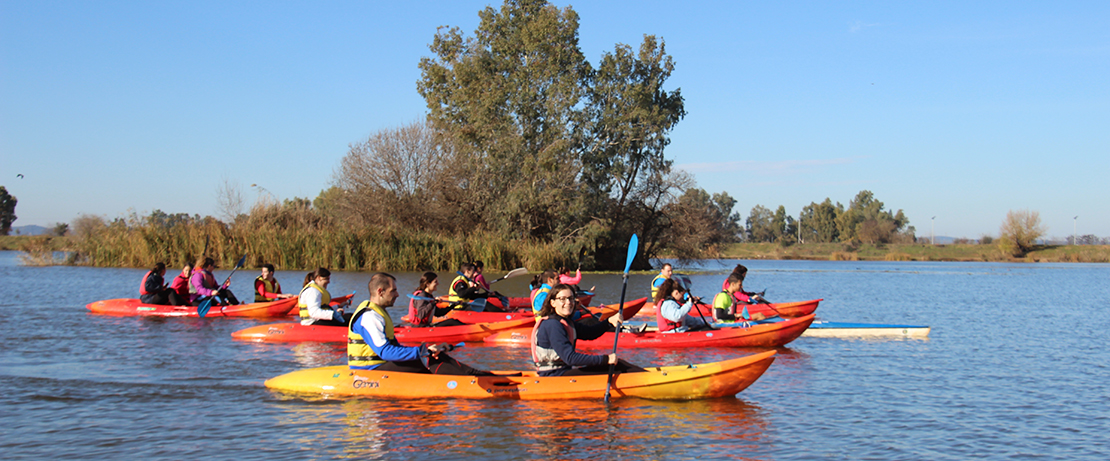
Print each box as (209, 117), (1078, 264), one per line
(86, 294), (353, 318)
(442, 297), (648, 324)
(264, 350), (777, 400)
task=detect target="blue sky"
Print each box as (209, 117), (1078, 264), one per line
(2, 1), (1107, 239)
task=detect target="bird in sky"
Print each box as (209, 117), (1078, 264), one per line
(16, 174), (23, 179)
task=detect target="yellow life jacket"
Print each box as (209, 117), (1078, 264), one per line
(446, 275), (471, 308)
(530, 285), (551, 316)
(254, 276), (281, 303)
(348, 301), (394, 369)
(650, 273), (669, 299)
(297, 282), (332, 320)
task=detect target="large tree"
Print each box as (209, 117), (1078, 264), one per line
(799, 198), (841, 243)
(0, 186), (16, 235)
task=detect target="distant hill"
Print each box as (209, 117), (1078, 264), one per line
(10, 225), (48, 236)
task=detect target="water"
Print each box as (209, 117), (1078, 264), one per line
(1, 251), (1107, 460)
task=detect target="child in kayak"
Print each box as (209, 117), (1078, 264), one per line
(531, 284), (640, 377)
(722, 264), (765, 305)
(190, 257), (240, 306)
(298, 267), (351, 326)
(655, 278), (709, 333)
(350, 272), (491, 375)
(140, 262), (187, 306)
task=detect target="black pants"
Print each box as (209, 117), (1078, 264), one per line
(375, 353), (492, 375)
(143, 290), (187, 306)
(191, 288), (239, 306)
(431, 318), (467, 327)
(308, 311), (353, 327)
(558, 360), (644, 377)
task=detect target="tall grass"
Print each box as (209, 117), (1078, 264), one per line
(64, 206), (582, 271)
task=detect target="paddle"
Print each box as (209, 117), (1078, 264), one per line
(604, 233), (638, 403)
(198, 254), (246, 318)
(419, 342), (467, 368)
(674, 274), (716, 331)
(489, 267), (529, 284)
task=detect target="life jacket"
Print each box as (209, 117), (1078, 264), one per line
(348, 301), (393, 369)
(650, 273), (668, 299)
(297, 282), (332, 320)
(446, 275), (471, 308)
(655, 298), (683, 333)
(530, 316), (576, 373)
(531, 284), (551, 316)
(254, 276), (281, 303)
(407, 290), (430, 326)
(713, 290), (734, 320)
(140, 271), (154, 295)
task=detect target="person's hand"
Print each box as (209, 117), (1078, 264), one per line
(426, 343), (444, 357)
(608, 314), (623, 327)
(607, 353), (618, 365)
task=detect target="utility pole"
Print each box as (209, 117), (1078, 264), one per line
(931, 216), (936, 245)
(1074, 216), (1078, 245)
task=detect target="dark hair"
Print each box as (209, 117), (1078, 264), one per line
(654, 278), (685, 304)
(417, 272), (438, 292)
(315, 267), (331, 279)
(730, 264), (748, 281)
(529, 270), (558, 290)
(303, 271), (315, 287)
(368, 272), (396, 294)
(262, 263), (275, 273)
(538, 283), (576, 317)
(661, 263), (673, 270)
(201, 257), (216, 269)
(460, 262), (476, 273)
(474, 261), (484, 269)
(151, 262), (166, 273)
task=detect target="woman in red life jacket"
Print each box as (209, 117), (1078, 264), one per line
(140, 262), (186, 306)
(654, 278), (709, 333)
(407, 272), (466, 327)
(530, 284), (641, 377)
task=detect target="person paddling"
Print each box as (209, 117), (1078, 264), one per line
(447, 263), (496, 310)
(190, 257), (240, 306)
(140, 262), (186, 306)
(298, 267), (350, 326)
(531, 283), (640, 376)
(721, 264), (765, 305)
(254, 263), (294, 303)
(407, 272), (465, 327)
(655, 278), (709, 333)
(349, 272), (491, 375)
(713, 272), (747, 321)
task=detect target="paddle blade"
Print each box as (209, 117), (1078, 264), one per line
(623, 234), (638, 274)
(500, 267), (529, 281)
(197, 298), (213, 318)
(234, 255), (246, 269)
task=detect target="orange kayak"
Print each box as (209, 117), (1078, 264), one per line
(231, 317), (536, 344)
(264, 350), (777, 400)
(86, 294), (352, 318)
(637, 298), (821, 319)
(442, 297), (648, 324)
(485, 314), (816, 348)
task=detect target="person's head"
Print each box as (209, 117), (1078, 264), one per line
(303, 271), (315, 287)
(558, 267), (570, 276)
(654, 278), (685, 304)
(313, 267), (331, 288)
(473, 261), (484, 274)
(201, 257), (216, 271)
(418, 272), (439, 293)
(152, 262), (166, 276)
(180, 263), (192, 277)
(660, 263), (673, 278)
(731, 264), (748, 281)
(368, 272), (399, 307)
(540, 269), (558, 286)
(261, 263), (276, 280)
(725, 272), (744, 292)
(539, 284), (576, 317)
(460, 262), (476, 278)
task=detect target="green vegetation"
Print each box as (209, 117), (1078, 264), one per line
(997, 209), (1046, 257)
(749, 190), (913, 245)
(0, 186), (16, 236)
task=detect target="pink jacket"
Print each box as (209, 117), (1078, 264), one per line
(558, 269), (582, 285)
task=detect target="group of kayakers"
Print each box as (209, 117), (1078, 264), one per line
(650, 262), (770, 333)
(139, 258), (244, 307)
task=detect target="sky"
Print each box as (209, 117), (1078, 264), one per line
(2, 1), (1107, 239)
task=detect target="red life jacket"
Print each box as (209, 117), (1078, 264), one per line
(140, 271), (153, 295)
(407, 290), (430, 326)
(655, 299), (683, 333)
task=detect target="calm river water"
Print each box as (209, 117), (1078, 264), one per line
(1, 251), (1107, 460)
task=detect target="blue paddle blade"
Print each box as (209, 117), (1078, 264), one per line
(234, 255), (246, 269)
(624, 234), (638, 274)
(197, 297), (214, 318)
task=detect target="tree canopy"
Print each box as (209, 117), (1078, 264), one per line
(0, 186), (16, 236)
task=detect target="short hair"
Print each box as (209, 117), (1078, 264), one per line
(654, 278), (685, 304)
(474, 261), (484, 269)
(538, 283), (576, 317)
(662, 263), (673, 270)
(417, 272), (438, 292)
(315, 267), (331, 279)
(152, 262), (166, 273)
(460, 262), (476, 273)
(368, 272), (396, 294)
(726, 272), (744, 286)
(262, 263), (275, 273)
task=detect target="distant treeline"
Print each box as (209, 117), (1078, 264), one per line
(741, 190), (912, 245)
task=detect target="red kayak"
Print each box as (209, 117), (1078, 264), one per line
(231, 317), (536, 344)
(637, 298), (821, 319)
(485, 314), (816, 348)
(86, 294), (352, 318)
(441, 297), (649, 324)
